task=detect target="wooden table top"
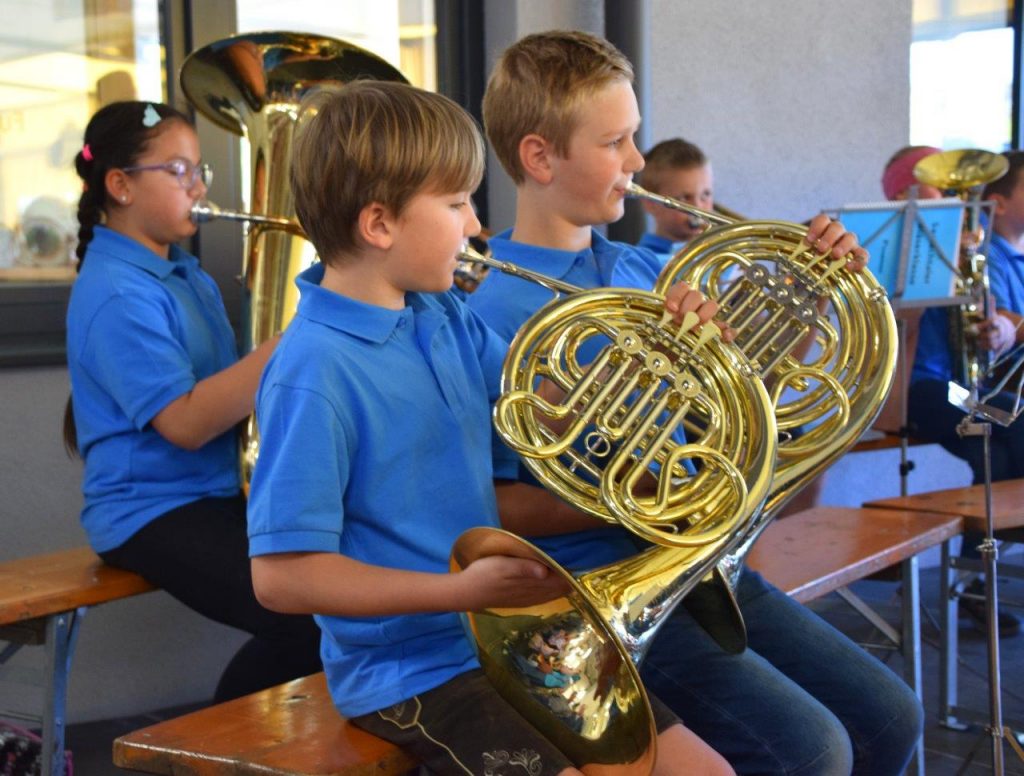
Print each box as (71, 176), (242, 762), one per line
(0, 546), (155, 627)
(747, 506), (962, 603)
(113, 672), (415, 776)
(864, 478), (1024, 534)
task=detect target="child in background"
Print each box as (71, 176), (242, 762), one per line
(636, 137), (714, 259)
(64, 101), (321, 701)
(246, 80), (733, 776)
(890, 145), (1023, 636)
(468, 30), (923, 775)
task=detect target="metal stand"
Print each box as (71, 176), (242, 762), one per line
(952, 414), (1024, 775)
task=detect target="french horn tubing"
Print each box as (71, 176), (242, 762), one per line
(452, 244), (777, 774)
(629, 182), (898, 635)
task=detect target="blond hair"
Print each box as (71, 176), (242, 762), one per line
(483, 30), (634, 185)
(290, 80), (485, 263)
(639, 138), (708, 193)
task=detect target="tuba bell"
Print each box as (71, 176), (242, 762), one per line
(452, 245), (778, 774)
(628, 183), (898, 640)
(180, 31), (408, 486)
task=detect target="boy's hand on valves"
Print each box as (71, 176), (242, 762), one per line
(664, 281), (735, 342)
(806, 214), (869, 272)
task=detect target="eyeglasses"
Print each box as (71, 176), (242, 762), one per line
(122, 159), (213, 190)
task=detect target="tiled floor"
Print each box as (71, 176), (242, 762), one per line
(53, 550), (1024, 775)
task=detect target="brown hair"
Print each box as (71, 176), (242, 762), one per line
(483, 30), (634, 185)
(290, 80), (485, 263)
(639, 138), (708, 192)
(983, 150), (1024, 200)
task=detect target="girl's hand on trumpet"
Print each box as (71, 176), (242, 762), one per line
(805, 214), (869, 271)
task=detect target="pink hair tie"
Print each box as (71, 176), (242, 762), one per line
(881, 146), (942, 199)
(82, 144), (93, 162)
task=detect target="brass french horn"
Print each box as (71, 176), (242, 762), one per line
(629, 183), (899, 616)
(452, 245), (778, 774)
(180, 31), (408, 486)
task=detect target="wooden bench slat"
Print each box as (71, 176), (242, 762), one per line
(865, 478), (1024, 535)
(0, 547), (155, 626)
(747, 506), (962, 602)
(113, 673), (416, 776)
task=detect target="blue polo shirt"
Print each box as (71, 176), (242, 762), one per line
(247, 263), (516, 717)
(912, 232), (1024, 385)
(66, 227), (240, 552)
(637, 232), (686, 264)
(468, 229), (672, 571)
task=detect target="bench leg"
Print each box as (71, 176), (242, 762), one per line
(939, 541), (967, 731)
(900, 554), (924, 776)
(41, 608), (84, 776)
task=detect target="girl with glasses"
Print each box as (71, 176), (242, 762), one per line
(63, 101), (322, 702)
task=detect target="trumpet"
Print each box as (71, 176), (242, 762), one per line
(453, 242), (777, 773)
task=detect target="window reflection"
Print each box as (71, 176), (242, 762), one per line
(0, 1), (163, 284)
(910, 0), (1014, 150)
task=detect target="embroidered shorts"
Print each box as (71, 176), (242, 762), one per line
(350, 668), (680, 776)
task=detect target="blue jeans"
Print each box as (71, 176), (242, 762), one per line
(639, 570), (924, 775)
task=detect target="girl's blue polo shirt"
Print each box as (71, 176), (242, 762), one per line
(467, 229), (667, 572)
(66, 227), (240, 552)
(247, 264), (516, 717)
(912, 233), (1024, 385)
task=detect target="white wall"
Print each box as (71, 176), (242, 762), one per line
(647, 0), (912, 222)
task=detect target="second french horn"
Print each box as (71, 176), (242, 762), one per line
(451, 244), (778, 773)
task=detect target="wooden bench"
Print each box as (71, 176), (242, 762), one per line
(113, 672), (415, 776)
(866, 479), (1024, 732)
(0, 546), (155, 776)
(748, 505), (963, 776)
(113, 506), (961, 776)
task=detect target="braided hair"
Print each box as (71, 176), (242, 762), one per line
(73, 101), (191, 268)
(64, 101), (191, 456)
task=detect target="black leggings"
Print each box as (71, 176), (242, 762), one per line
(100, 494), (323, 702)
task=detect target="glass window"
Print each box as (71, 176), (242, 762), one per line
(235, 0), (436, 89)
(0, 1), (165, 285)
(910, 0), (1014, 150)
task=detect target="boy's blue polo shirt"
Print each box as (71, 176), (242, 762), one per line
(247, 263), (516, 717)
(66, 227), (240, 552)
(637, 232), (687, 264)
(467, 228), (670, 571)
(912, 233), (1024, 385)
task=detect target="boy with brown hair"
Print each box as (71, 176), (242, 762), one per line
(636, 137), (715, 257)
(469, 29), (923, 775)
(246, 79), (733, 776)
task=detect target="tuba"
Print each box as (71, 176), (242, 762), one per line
(630, 183), (898, 624)
(452, 245), (778, 773)
(180, 32), (408, 486)
(912, 149), (1009, 391)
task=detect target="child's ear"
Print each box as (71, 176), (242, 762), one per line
(357, 202), (394, 249)
(518, 133), (554, 185)
(104, 169), (132, 206)
(640, 199), (660, 218)
(990, 193), (1009, 217)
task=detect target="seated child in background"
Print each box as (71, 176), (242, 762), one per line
(469, 29), (923, 776)
(636, 137), (715, 260)
(246, 79), (735, 776)
(65, 100), (321, 702)
(886, 145), (1023, 636)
